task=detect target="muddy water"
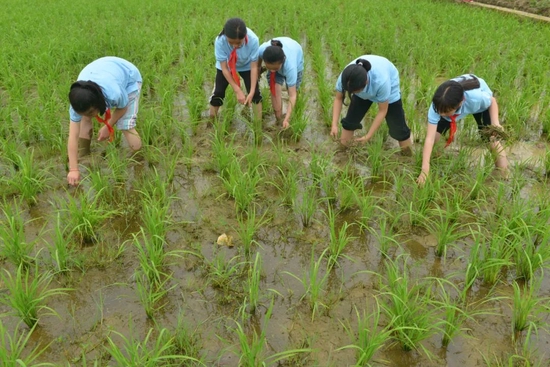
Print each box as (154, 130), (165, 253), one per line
(2, 62), (550, 367)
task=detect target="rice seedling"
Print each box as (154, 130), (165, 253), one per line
(337, 175), (361, 211)
(104, 143), (129, 184)
(480, 228), (514, 286)
(105, 324), (203, 366)
(221, 155), (264, 214)
(0, 320), (52, 366)
(133, 229), (169, 287)
(46, 212), (82, 273)
(325, 205), (357, 268)
(338, 299), (394, 366)
(206, 251), (246, 291)
(368, 215), (400, 260)
(87, 168), (118, 205)
(424, 204), (467, 258)
(289, 113), (308, 142)
(364, 133), (387, 180)
(230, 299), (311, 366)
(57, 190), (121, 245)
(3, 148), (51, 205)
(293, 181), (319, 228)
(285, 248), (330, 321)
(0, 263), (70, 328)
(234, 206), (269, 257)
(405, 178), (438, 228)
(511, 278), (550, 339)
(309, 147), (332, 185)
(134, 268), (175, 319)
(355, 187), (377, 233)
(465, 154), (494, 200)
(0, 199), (36, 268)
(242, 251), (263, 314)
(271, 163), (299, 208)
(378, 254), (441, 354)
(164, 313), (205, 365)
(137, 184), (176, 248)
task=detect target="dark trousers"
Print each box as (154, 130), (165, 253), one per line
(341, 96), (411, 141)
(436, 109), (491, 141)
(209, 69), (262, 106)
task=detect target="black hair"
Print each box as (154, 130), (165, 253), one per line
(432, 74), (481, 114)
(262, 39), (285, 64)
(340, 58), (371, 105)
(68, 81), (106, 115)
(218, 18), (247, 39)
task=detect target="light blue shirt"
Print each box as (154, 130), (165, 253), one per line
(69, 57), (142, 122)
(258, 37), (304, 87)
(215, 27), (259, 72)
(335, 55), (401, 104)
(428, 74), (493, 124)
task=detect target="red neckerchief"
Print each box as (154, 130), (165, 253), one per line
(269, 72), (276, 96)
(445, 113), (460, 147)
(228, 35), (248, 87)
(96, 109), (114, 142)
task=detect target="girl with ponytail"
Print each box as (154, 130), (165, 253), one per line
(67, 56), (142, 186)
(210, 18), (262, 121)
(258, 37), (304, 129)
(416, 74), (508, 185)
(331, 55), (412, 152)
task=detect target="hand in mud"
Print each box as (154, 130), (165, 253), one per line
(330, 125), (339, 139)
(282, 118), (290, 130)
(355, 135), (370, 144)
(244, 93), (254, 106)
(97, 125), (111, 141)
(416, 172), (427, 186)
(67, 170), (81, 186)
(236, 90), (246, 104)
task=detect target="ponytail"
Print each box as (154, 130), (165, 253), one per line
(340, 59), (371, 105)
(262, 39), (285, 64)
(69, 81), (106, 115)
(432, 74), (481, 114)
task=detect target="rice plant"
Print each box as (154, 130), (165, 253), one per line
(138, 184), (176, 247)
(221, 155), (264, 214)
(270, 162), (299, 208)
(242, 251), (263, 314)
(46, 212), (82, 273)
(104, 143), (129, 184)
(338, 299), (393, 366)
(379, 255), (441, 354)
(230, 299), (311, 366)
(355, 187), (377, 233)
(0, 199), (36, 267)
(4, 148), (51, 205)
(58, 190), (120, 244)
(285, 248), (330, 321)
(105, 325), (203, 366)
(0, 263), (70, 328)
(134, 269), (175, 319)
(293, 180), (319, 228)
(234, 206), (269, 257)
(0, 320), (52, 366)
(211, 129), (236, 178)
(206, 251), (245, 291)
(325, 205), (357, 268)
(511, 279), (549, 339)
(163, 313), (205, 365)
(424, 204), (467, 258)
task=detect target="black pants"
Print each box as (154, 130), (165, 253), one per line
(209, 69), (262, 106)
(436, 109), (491, 141)
(341, 95), (411, 141)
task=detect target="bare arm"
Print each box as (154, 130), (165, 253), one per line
(67, 120), (82, 185)
(361, 101), (388, 141)
(282, 86), (297, 129)
(245, 61), (259, 105)
(488, 97), (501, 127)
(330, 91), (344, 137)
(417, 123), (438, 185)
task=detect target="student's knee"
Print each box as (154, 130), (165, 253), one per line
(210, 96), (224, 107)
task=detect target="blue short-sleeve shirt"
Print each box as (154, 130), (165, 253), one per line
(428, 74), (493, 125)
(258, 37), (304, 87)
(215, 28), (260, 72)
(335, 55), (401, 104)
(69, 57), (142, 122)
